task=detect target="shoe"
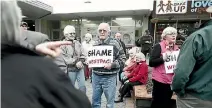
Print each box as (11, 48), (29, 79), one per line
(114, 97), (123, 103)
(125, 92), (131, 98)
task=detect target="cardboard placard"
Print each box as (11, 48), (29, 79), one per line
(163, 51), (180, 74)
(87, 46), (113, 68)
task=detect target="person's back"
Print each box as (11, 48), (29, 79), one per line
(172, 20), (212, 101)
(2, 43), (91, 108)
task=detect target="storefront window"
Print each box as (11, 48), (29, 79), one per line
(81, 18), (103, 41)
(111, 17), (136, 46)
(155, 21), (200, 43)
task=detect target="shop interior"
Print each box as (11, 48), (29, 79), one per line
(153, 19), (206, 44)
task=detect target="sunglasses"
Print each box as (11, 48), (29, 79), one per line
(98, 29), (107, 33)
(21, 25), (27, 27)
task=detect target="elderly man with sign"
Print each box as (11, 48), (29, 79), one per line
(87, 23), (126, 108)
(149, 27), (179, 108)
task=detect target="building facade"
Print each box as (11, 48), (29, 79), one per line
(152, 0), (212, 44)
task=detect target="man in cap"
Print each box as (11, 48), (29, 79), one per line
(20, 22), (50, 50)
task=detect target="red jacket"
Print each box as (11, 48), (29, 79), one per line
(124, 62), (138, 72)
(127, 61), (148, 84)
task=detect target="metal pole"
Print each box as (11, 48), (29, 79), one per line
(153, 22), (157, 45)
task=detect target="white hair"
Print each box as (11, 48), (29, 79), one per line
(98, 23), (111, 32)
(85, 33), (92, 40)
(63, 25), (75, 36)
(1, 0), (22, 44)
(161, 27), (177, 40)
(135, 52), (146, 61)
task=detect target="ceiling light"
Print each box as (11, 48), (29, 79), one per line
(22, 16), (27, 18)
(84, 1), (91, 3)
(115, 17), (132, 20)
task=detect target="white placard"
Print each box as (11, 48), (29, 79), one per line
(163, 51), (180, 74)
(87, 46), (113, 68)
(156, 0), (188, 15)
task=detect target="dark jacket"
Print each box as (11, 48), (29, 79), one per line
(172, 20), (212, 101)
(140, 35), (153, 51)
(92, 37), (126, 75)
(1, 44), (91, 108)
(119, 40), (126, 55)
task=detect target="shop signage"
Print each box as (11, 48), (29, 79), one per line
(190, 0), (212, 14)
(156, 0), (188, 14)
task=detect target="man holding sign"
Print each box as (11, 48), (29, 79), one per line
(90, 23), (126, 108)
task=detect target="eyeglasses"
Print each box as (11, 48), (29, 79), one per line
(98, 29), (107, 33)
(21, 25), (27, 27)
(69, 33), (76, 35)
(165, 32), (177, 35)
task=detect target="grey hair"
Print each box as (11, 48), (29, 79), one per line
(161, 27), (177, 40)
(1, 0), (22, 44)
(85, 33), (92, 40)
(135, 52), (146, 61)
(97, 23), (111, 32)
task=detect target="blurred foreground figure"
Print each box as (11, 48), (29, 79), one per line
(172, 7), (212, 108)
(1, 1), (91, 108)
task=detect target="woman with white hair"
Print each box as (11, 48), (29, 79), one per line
(1, 1), (91, 108)
(82, 33), (95, 80)
(115, 52), (148, 103)
(120, 47), (140, 78)
(149, 27), (179, 108)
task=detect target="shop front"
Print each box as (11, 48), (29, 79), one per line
(42, 9), (151, 48)
(17, 0), (53, 31)
(152, 0), (211, 44)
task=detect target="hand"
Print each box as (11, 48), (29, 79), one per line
(163, 53), (169, 61)
(85, 60), (89, 65)
(76, 61), (83, 69)
(124, 80), (129, 84)
(122, 76), (128, 83)
(35, 41), (72, 58)
(123, 76), (128, 80)
(104, 63), (112, 69)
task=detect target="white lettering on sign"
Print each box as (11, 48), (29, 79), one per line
(87, 46), (113, 68)
(156, 0), (188, 14)
(190, 0), (212, 13)
(163, 51), (180, 74)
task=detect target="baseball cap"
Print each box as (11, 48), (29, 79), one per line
(21, 22), (28, 27)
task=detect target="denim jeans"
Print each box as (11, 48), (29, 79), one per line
(177, 94), (212, 108)
(92, 73), (117, 108)
(68, 69), (86, 93)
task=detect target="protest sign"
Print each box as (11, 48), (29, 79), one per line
(87, 46), (113, 68)
(163, 51), (180, 74)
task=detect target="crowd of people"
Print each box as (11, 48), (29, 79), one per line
(2, 1), (212, 108)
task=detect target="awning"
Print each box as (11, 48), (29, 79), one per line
(42, 9), (151, 20)
(17, 0), (53, 20)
